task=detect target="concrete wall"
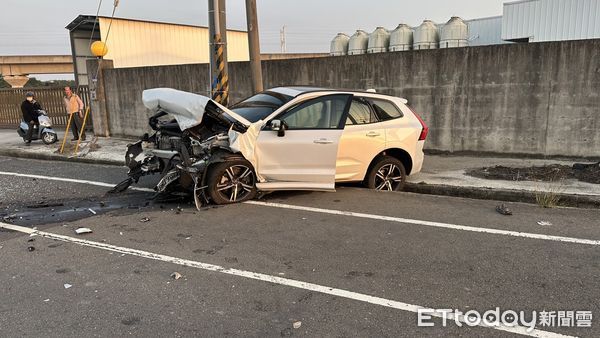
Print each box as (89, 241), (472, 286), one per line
(103, 39), (600, 157)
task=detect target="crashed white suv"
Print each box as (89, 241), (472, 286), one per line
(121, 87), (428, 205)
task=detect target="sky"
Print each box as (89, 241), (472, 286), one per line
(1, 0), (506, 79)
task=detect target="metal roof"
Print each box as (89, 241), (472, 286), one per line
(65, 15), (247, 33)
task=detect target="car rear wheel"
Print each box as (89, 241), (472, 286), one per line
(366, 156), (406, 191)
(207, 159), (257, 204)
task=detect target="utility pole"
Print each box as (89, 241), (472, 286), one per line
(245, 0), (263, 93)
(208, 0), (229, 105)
(280, 25), (287, 53)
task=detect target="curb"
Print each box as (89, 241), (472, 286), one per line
(405, 182), (600, 209)
(0, 149), (124, 167)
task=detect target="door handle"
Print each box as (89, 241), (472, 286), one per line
(314, 138), (333, 144)
(366, 131), (381, 137)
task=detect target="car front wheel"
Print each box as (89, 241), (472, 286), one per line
(366, 156), (406, 191)
(207, 159), (257, 204)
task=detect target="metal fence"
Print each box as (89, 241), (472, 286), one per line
(0, 86), (90, 128)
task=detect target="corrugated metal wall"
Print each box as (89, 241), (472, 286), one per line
(466, 16), (509, 46)
(502, 0), (600, 42)
(98, 18), (249, 68)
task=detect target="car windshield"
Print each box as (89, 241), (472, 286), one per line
(230, 91), (292, 122)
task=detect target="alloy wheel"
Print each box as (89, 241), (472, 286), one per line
(215, 164), (255, 202)
(374, 163), (404, 191)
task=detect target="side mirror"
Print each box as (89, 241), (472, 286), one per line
(270, 119), (286, 137)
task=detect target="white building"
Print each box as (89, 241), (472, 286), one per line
(472, 0), (600, 46)
(66, 15), (250, 85)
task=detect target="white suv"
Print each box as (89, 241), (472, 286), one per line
(123, 87), (428, 205)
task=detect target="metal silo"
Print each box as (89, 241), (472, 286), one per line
(440, 16), (469, 48)
(348, 30), (369, 55)
(413, 20), (439, 50)
(389, 24), (413, 51)
(367, 27), (390, 53)
(330, 33), (350, 56)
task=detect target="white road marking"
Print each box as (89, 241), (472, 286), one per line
(0, 222), (573, 338)
(245, 201), (600, 247)
(1, 170), (598, 246)
(0, 171), (154, 192)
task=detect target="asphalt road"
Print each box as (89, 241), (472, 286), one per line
(0, 156), (599, 337)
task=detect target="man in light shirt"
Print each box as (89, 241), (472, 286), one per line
(63, 86), (86, 141)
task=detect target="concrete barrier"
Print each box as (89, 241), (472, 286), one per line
(102, 39), (600, 158)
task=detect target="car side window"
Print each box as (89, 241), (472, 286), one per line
(280, 95), (349, 129)
(346, 98), (378, 125)
(369, 99), (403, 121)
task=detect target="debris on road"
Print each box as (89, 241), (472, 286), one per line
(43, 299), (50, 302)
(27, 246), (35, 252)
(495, 204), (513, 215)
(88, 208), (97, 215)
(170, 272), (183, 280)
(537, 220), (553, 226)
(140, 217), (150, 223)
(75, 227), (93, 235)
(293, 321), (302, 329)
(27, 238), (35, 242)
(63, 283), (72, 289)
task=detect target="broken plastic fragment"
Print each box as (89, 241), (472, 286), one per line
(537, 221), (552, 226)
(75, 227), (93, 234)
(170, 272), (183, 280)
(293, 321), (302, 329)
(64, 283), (72, 289)
(88, 208), (97, 215)
(495, 204), (512, 215)
(140, 217), (150, 223)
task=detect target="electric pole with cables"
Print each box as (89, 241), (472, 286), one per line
(208, 0), (229, 105)
(245, 0), (263, 93)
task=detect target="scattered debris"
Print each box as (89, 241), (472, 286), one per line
(3, 214), (17, 221)
(537, 220), (553, 226)
(27, 246), (35, 252)
(170, 272), (183, 280)
(495, 204), (513, 216)
(140, 217), (150, 223)
(75, 227), (93, 235)
(63, 283), (72, 289)
(293, 321), (302, 329)
(27, 238), (35, 242)
(175, 206), (183, 214)
(88, 208), (97, 215)
(99, 201), (106, 207)
(43, 299), (50, 302)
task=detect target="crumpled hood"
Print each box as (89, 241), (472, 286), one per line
(142, 88), (251, 131)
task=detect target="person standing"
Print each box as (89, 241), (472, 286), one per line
(20, 91), (42, 146)
(63, 86), (86, 141)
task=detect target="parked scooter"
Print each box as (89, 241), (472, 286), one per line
(17, 110), (58, 144)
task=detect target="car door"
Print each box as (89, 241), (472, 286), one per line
(254, 94), (352, 191)
(336, 97), (386, 182)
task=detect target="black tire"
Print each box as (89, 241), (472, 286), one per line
(365, 156), (407, 191)
(207, 159), (257, 204)
(42, 132), (58, 145)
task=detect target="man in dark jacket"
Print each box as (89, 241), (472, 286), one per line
(20, 92), (42, 145)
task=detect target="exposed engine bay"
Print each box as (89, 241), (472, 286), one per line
(111, 88), (257, 209)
